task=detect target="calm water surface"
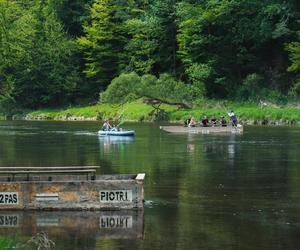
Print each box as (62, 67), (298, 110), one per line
(0, 120), (300, 249)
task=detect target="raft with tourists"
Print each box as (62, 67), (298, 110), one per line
(0, 166), (145, 210)
(160, 125), (243, 134)
(161, 111), (243, 134)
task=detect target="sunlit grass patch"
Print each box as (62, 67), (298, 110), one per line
(14, 100), (300, 124)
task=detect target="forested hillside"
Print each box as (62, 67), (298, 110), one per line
(1, 0), (300, 112)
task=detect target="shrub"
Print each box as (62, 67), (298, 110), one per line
(185, 63), (210, 98)
(100, 72), (203, 107)
(100, 72), (141, 104)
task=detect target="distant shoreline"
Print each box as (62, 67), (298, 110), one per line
(2, 101), (300, 126)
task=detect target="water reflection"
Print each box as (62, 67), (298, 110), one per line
(227, 144), (235, 159)
(201, 134), (238, 164)
(0, 210), (144, 241)
(227, 134), (237, 162)
(186, 144), (195, 153)
(98, 136), (134, 145)
(99, 136), (134, 154)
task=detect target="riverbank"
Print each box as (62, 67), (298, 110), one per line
(2, 100), (300, 125)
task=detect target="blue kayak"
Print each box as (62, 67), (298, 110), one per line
(98, 130), (135, 136)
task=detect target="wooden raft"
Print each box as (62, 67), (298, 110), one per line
(160, 125), (243, 134)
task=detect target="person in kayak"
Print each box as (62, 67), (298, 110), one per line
(102, 119), (112, 131)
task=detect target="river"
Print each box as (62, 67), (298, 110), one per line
(0, 121), (299, 249)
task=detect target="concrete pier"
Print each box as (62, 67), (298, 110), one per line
(0, 174), (145, 210)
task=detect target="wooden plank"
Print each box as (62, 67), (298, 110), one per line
(0, 166), (99, 170)
(0, 170), (96, 174)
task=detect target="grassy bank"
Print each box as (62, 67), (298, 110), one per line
(5, 100), (300, 125)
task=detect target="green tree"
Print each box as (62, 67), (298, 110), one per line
(49, 0), (93, 37)
(0, 0), (79, 109)
(78, 0), (129, 90)
(286, 22), (300, 97)
(125, 0), (179, 75)
(177, 0), (294, 98)
(25, 4), (79, 107)
(125, 17), (159, 74)
(0, 0), (33, 110)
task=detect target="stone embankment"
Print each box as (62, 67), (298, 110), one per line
(20, 116), (300, 126)
(23, 114), (98, 121)
(239, 119), (300, 126)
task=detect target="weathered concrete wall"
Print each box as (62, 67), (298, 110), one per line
(0, 210), (144, 239)
(0, 174), (145, 210)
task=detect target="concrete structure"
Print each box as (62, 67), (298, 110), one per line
(0, 174), (145, 210)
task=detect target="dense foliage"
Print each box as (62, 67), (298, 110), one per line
(1, 0), (300, 112)
(100, 72), (202, 107)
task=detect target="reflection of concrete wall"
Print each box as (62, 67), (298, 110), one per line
(0, 174), (145, 210)
(0, 210), (144, 239)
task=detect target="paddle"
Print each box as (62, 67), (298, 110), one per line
(115, 113), (124, 128)
(117, 118), (124, 127)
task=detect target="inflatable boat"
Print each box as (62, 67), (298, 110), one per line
(98, 130), (135, 136)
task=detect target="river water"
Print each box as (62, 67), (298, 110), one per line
(0, 120), (299, 249)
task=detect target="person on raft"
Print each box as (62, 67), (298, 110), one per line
(221, 116), (227, 127)
(228, 111), (238, 127)
(184, 115), (192, 127)
(201, 116), (209, 127)
(188, 116), (196, 127)
(210, 117), (217, 126)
